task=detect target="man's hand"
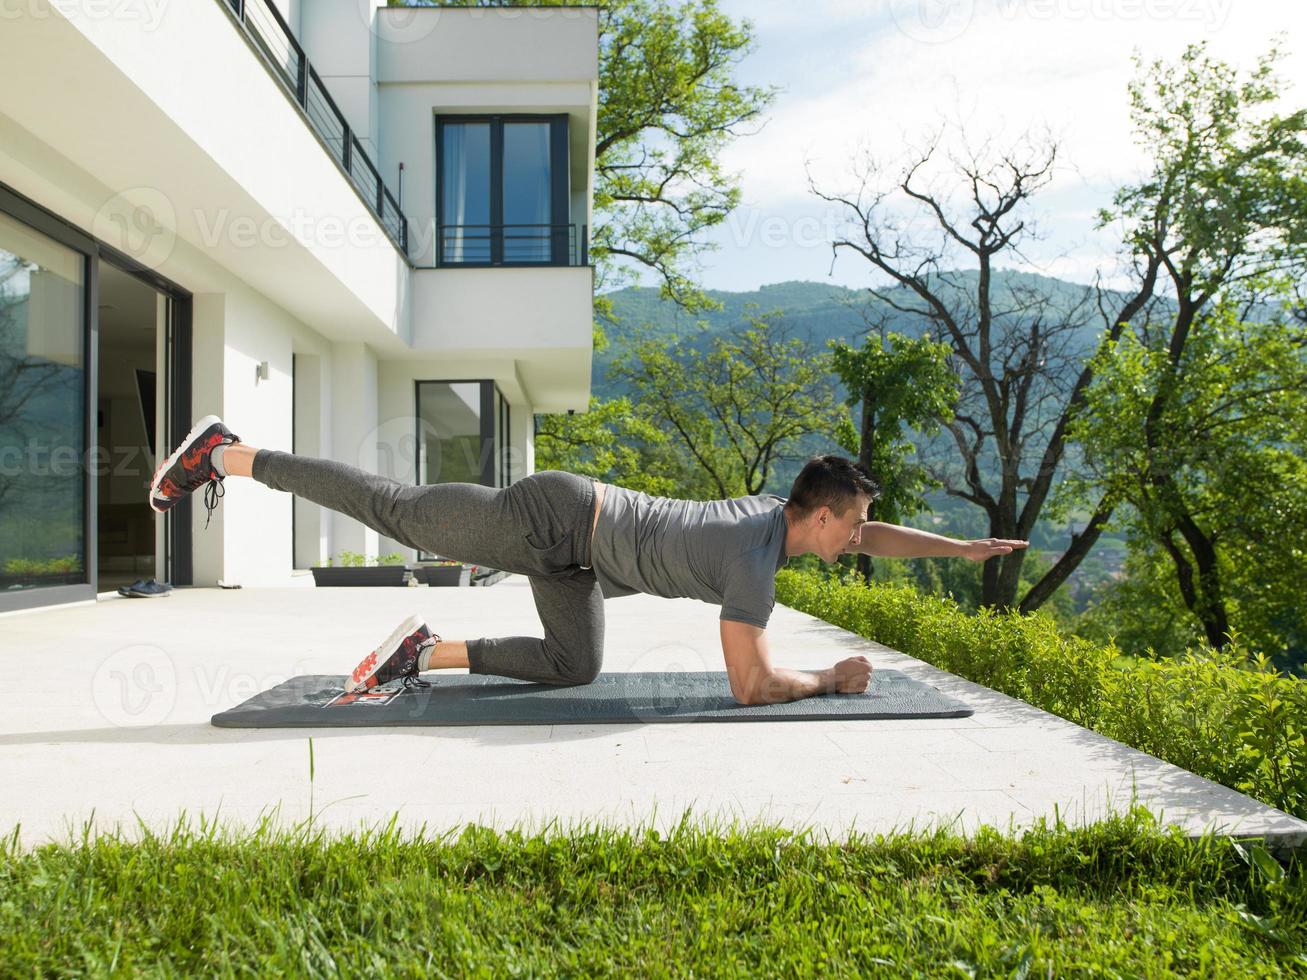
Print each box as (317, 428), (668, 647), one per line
(832, 655), (873, 694)
(959, 537), (1029, 562)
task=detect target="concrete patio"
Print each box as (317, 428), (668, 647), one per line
(3, 576), (1304, 852)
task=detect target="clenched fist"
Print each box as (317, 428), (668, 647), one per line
(832, 655), (873, 694)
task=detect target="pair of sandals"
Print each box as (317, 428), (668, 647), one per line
(117, 578), (172, 598)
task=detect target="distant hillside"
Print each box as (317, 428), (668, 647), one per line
(596, 272), (1125, 508)
(595, 271), (1122, 401)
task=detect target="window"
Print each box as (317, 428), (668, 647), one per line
(437, 115), (571, 265)
(414, 379), (511, 562)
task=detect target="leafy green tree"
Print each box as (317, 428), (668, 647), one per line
(1056, 284), (1307, 659)
(610, 310), (846, 498)
(829, 328), (959, 583)
(531, 395), (681, 496)
(1045, 44), (1307, 661)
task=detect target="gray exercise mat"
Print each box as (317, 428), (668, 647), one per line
(210, 669), (972, 727)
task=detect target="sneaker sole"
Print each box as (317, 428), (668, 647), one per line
(347, 612), (427, 694)
(148, 414), (225, 514)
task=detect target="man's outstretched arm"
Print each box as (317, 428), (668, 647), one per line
(720, 620), (872, 706)
(846, 521), (1029, 561)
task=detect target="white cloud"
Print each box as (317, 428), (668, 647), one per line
(684, 0), (1307, 291)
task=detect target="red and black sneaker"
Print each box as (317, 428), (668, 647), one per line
(148, 414), (240, 527)
(346, 614), (440, 694)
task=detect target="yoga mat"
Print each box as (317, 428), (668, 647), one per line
(210, 669), (972, 728)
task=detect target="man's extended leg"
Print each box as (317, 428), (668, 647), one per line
(225, 445), (530, 573)
(221, 443), (605, 685)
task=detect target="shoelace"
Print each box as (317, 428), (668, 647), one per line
(202, 477), (224, 530)
(400, 634), (442, 690)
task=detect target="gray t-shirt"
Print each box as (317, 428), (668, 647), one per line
(588, 485), (791, 629)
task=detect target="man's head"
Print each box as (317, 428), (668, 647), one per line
(783, 455), (881, 563)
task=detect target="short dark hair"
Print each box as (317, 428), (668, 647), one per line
(784, 455), (881, 522)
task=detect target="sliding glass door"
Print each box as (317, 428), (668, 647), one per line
(0, 209), (89, 605)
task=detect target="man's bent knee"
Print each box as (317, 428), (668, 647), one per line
(560, 651), (602, 685)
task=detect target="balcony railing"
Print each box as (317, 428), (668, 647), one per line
(220, 0), (409, 256)
(437, 224), (589, 267)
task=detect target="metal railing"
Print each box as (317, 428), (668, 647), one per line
(437, 224), (589, 267)
(221, 0), (409, 256)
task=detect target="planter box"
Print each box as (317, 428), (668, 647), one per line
(471, 568), (509, 587)
(310, 566), (412, 587)
(412, 565), (472, 587)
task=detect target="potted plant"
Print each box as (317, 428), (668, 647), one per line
(310, 552), (412, 587)
(411, 557), (472, 587)
(470, 565), (508, 587)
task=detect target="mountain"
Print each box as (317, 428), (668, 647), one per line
(590, 272), (1141, 606)
(594, 270), (1123, 401)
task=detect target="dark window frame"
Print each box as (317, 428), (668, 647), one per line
(435, 113), (571, 267)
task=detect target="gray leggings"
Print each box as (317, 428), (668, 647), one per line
(251, 450), (604, 685)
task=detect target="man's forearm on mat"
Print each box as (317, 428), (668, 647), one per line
(746, 667), (835, 705)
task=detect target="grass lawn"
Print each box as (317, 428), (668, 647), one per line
(1, 805), (1304, 976)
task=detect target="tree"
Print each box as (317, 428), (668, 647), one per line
(828, 325), (958, 583)
(531, 395), (682, 497)
(1058, 282), (1307, 656)
(809, 128), (1102, 613)
(1049, 41), (1307, 651)
(610, 310), (846, 498)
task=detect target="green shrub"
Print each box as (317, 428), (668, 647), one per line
(3, 554), (82, 576)
(375, 553), (406, 566)
(776, 568), (1307, 819)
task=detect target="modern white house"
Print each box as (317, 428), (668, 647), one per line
(0, 0), (599, 612)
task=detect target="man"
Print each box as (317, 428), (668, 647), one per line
(150, 416), (1028, 705)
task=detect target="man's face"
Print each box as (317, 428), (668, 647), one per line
(816, 495), (871, 563)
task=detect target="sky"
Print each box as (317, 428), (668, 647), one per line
(616, 0), (1307, 295)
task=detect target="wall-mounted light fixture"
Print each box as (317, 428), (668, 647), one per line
(255, 360), (269, 382)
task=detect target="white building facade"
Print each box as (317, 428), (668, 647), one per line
(0, 0), (598, 611)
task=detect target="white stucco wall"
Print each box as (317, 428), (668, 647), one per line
(0, 0), (594, 599)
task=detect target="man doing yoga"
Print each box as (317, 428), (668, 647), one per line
(149, 416), (1027, 706)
